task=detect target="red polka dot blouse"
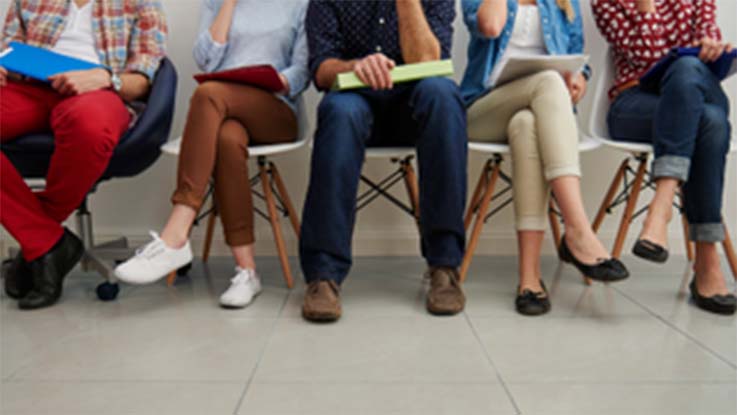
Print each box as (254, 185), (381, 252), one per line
(592, 0), (722, 98)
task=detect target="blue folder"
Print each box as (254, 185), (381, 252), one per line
(641, 47), (737, 84)
(0, 41), (103, 82)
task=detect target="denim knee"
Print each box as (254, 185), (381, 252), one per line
(317, 92), (373, 129)
(409, 77), (464, 113)
(698, 105), (731, 158)
(663, 56), (711, 84)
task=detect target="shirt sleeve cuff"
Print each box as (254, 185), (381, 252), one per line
(194, 30), (227, 72)
(281, 65), (308, 99)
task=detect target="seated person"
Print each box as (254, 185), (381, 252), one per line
(593, 0), (735, 315)
(115, 0), (310, 309)
(0, 0), (167, 310)
(299, 0), (467, 322)
(461, 0), (629, 316)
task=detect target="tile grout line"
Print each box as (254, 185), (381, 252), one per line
(463, 312), (523, 415)
(231, 286), (293, 415)
(612, 285), (737, 370)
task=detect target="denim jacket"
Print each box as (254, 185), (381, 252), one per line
(460, 0), (589, 105)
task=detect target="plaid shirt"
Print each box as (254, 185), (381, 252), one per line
(2, 0), (167, 81)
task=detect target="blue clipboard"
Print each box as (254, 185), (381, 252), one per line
(641, 47), (737, 84)
(0, 41), (104, 82)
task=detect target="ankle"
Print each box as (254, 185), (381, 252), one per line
(160, 232), (188, 249)
(519, 275), (543, 291)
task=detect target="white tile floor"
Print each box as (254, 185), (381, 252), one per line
(1, 255), (735, 415)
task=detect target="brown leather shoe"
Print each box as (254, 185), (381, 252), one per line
(426, 267), (465, 316)
(302, 279), (342, 322)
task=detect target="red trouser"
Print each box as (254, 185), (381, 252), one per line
(0, 80), (130, 261)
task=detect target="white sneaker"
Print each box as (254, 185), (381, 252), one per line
(115, 231), (193, 285)
(219, 268), (262, 309)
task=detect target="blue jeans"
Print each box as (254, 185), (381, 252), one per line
(608, 56), (731, 242)
(299, 78), (468, 284)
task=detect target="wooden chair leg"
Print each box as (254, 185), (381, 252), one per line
(260, 163), (294, 289)
(548, 199), (562, 250)
(270, 162), (301, 238)
(166, 271), (178, 287)
(402, 160), (421, 224)
(612, 156), (648, 258)
(202, 207), (218, 263)
(460, 161), (501, 282)
(465, 161), (490, 231)
(593, 158), (629, 233)
(681, 215), (695, 262)
(722, 222), (737, 282)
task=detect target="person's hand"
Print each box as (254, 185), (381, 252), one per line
(48, 68), (112, 95)
(278, 73), (290, 96)
(636, 0), (656, 12)
(0, 66), (7, 87)
(564, 72), (587, 104)
(696, 37), (730, 62)
(354, 53), (396, 90)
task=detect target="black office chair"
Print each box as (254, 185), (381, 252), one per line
(1, 58), (178, 301)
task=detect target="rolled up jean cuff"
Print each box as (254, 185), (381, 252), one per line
(516, 215), (548, 231)
(689, 223), (725, 243)
(652, 156), (690, 182)
(544, 165), (581, 182)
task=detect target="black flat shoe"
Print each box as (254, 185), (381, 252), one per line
(689, 279), (736, 315)
(632, 239), (669, 263)
(515, 282), (551, 316)
(2, 252), (33, 299)
(559, 234), (630, 282)
(19, 228), (84, 311)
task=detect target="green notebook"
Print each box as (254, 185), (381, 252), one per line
(333, 59), (454, 91)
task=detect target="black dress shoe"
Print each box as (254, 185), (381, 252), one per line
(3, 253), (33, 299)
(559, 235), (630, 282)
(689, 279), (737, 315)
(515, 282), (551, 316)
(19, 229), (84, 311)
(632, 239), (669, 263)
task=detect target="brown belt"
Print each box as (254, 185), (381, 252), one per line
(612, 80), (640, 98)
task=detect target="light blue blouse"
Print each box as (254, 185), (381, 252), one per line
(193, 0), (310, 112)
(460, 0), (587, 105)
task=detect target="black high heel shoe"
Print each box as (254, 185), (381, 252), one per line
(633, 239), (669, 263)
(689, 279), (736, 315)
(559, 235), (630, 282)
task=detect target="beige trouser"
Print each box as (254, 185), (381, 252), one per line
(467, 70), (581, 231)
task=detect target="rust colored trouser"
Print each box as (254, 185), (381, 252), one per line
(172, 81), (297, 246)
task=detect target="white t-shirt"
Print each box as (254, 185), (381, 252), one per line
(51, 1), (101, 64)
(487, 5), (548, 88)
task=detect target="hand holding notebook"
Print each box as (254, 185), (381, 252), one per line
(333, 60), (455, 91)
(640, 47), (737, 84)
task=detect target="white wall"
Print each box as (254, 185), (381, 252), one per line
(1, 0), (735, 259)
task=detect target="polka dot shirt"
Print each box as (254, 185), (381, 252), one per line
(306, 0), (456, 88)
(592, 0), (722, 98)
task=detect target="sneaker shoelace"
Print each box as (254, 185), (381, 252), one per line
(135, 231), (167, 260)
(230, 268), (255, 286)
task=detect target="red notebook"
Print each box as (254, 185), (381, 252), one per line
(193, 65), (285, 92)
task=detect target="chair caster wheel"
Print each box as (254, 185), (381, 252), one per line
(96, 282), (119, 301)
(177, 263), (192, 276)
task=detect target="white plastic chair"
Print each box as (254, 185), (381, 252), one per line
(161, 112), (309, 289)
(588, 48), (737, 280)
(461, 136), (601, 282)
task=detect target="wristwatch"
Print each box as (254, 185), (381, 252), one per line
(110, 73), (123, 93)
